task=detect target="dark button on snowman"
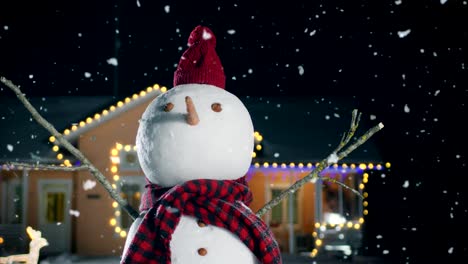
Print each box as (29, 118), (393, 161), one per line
(121, 25), (282, 264)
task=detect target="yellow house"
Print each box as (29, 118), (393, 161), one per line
(0, 84), (389, 258)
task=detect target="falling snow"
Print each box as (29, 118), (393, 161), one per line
(327, 153), (339, 164)
(107, 57), (118, 66)
(84, 72), (91, 78)
(164, 5), (170, 13)
(136, 0), (140, 7)
(6, 144), (13, 152)
(274, 153), (280, 158)
(404, 104), (410, 113)
(440, 0), (448, 4)
(395, 0), (402, 4)
(69, 210), (80, 217)
(448, 247), (454, 254)
(4, 25), (9, 30)
(298, 65), (305, 76)
(397, 29), (411, 38)
(227, 29), (236, 35)
(83, 180), (97, 190)
(402, 180), (409, 188)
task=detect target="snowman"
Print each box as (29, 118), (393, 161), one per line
(121, 26), (282, 264)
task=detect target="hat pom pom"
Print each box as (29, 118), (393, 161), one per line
(188, 25), (216, 47)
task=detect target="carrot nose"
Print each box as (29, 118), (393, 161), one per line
(185, 96), (199, 126)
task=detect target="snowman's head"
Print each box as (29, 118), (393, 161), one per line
(137, 25), (255, 187)
(136, 83), (254, 187)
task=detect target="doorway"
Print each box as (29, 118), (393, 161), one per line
(38, 179), (72, 254)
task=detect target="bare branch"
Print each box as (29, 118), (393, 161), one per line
(256, 111), (383, 217)
(1, 76), (139, 220)
(6, 162), (90, 171)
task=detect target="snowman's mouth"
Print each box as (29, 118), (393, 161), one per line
(185, 96), (199, 126)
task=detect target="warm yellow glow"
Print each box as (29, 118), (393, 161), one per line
(314, 222), (321, 228)
(112, 184), (117, 189)
(281, 163), (287, 169)
(315, 239), (322, 246)
(79, 121), (86, 127)
(132, 94), (139, 100)
(368, 163), (374, 169)
(63, 159), (71, 166)
(116, 143), (123, 150)
(251, 152), (257, 158)
(115, 227), (121, 233)
(110, 157), (120, 165)
(263, 162), (269, 168)
(86, 117), (93, 124)
(102, 109), (109, 116)
(110, 218), (117, 226)
(111, 149), (119, 156)
(117, 101), (124, 107)
(385, 162), (391, 168)
(363, 201), (368, 207)
(94, 113), (101, 120)
(57, 153), (63, 160)
(346, 221), (353, 228)
(298, 163), (304, 168)
(111, 166), (118, 173)
(72, 125), (78, 131)
(312, 232), (317, 237)
(359, 183), (365, 189)
(112, 202), (118, 208)
(49, 136), (56, 143)
(257, 135), (263, 141)
(354, 223), (360, 229)
(363, 178), (368, 183)
(350, 164), (356, 169)
(307, 163), (312, 168)
(359, 217), (364, 224)
(64, 129), (70, 135)
(256, 144), (262, 151)
(147, 86), (154, 92)
(339, 223), (344, 228)
(113, 175), (120, 181)
(115, 211), (121, 217)
(52, 145), (59, 152)
(120, 230), (127, 238)
(359, 163), (367, 170)
(124, 145), (131, 152)
(0, 236), (4, 244)
(342, 163), (348, 168)
(153, 84), (160, 90)
(134, 192), (141, 199)
(333, 163), (338, 168)
(376, 164), (382, 170)
(363, 192), (369, 198)
(124, 97), (131, 103)
(161, 87), (167, 93)
(140, 91), (147, 96)
(110, 106), (116, 111)
(272, 163), (278, 168)
(254, 131), (259, 137)
(133, 146), (137, 151)
(254, 163), (260, 168)
(363, 173), (369, 178)
(289, 163), (295, 168)
(363, 209), (369, 215)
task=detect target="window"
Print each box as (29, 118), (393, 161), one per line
(46, 192), (65, 223)
(270, 188), (299, 227)
(1, 178), (23, 224)
(118, 176), (146, 229)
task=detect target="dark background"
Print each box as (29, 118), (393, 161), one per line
(1, 0), (467, 262)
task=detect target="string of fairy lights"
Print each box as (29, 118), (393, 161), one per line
(43, 82), (391, 256)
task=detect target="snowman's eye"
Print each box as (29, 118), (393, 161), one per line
(163, 102), (174, 112)
(211, 103), (222, 112)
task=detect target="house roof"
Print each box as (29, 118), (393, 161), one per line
(0, 88), (383, 166)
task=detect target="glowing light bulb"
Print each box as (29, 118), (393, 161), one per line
(161, 87), (167, 93)
(49, 136), (56, 143)
(110, 218), (117, 226)
(52, 145), (59, 152)
(64, 129), (70, 135)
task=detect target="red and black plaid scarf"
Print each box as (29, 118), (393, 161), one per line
(121, 177), (282, 264)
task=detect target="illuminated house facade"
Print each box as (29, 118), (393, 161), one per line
(0, 85), (389, 258)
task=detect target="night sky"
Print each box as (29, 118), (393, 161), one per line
(1, 0), (467, 262)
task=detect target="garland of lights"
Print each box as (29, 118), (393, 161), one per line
(45, 82), (391, 255)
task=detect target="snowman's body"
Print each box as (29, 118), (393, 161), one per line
(124, 214), (259, 264)
(122, 83), (260, 263)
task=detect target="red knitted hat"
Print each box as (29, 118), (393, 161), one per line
(173, 25), (226, 89)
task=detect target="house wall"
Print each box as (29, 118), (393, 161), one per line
(74, 101), (151, 256)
